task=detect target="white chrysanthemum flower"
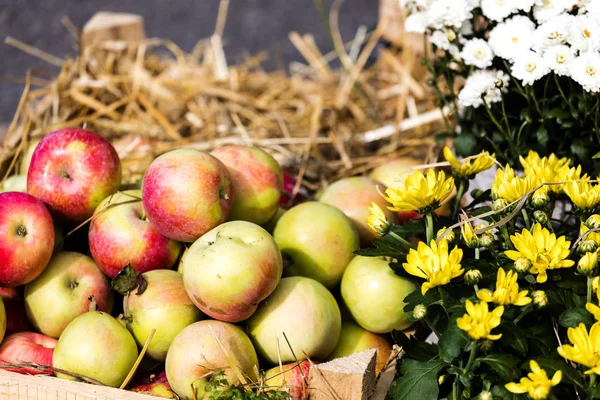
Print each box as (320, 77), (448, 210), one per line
(461, 39), (495, 68)
(405, 11), (429, 33)
(458, 70), (509, 108)
(467, 0), (482, 9)
(481, 0), (517, 22)
(489, 16), (536, 62)
(567, 15), (600, 53)
(533, 13), (573, 52)
(533, 0), (570, 23)
(430, 30), (460, 56)
(585, 1), (600, 17)
(515, 0), (538, 12)
(427, 0), (473, 29)
(511, 50), (550, 85)
(543, 44), (575, 75)
(570, 52), (600, 92)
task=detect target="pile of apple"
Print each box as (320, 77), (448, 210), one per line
(0, 127), (422, 400)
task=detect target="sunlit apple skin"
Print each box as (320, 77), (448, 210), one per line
(142, 149), (234, 243)
(0, 332), (57, 375)
(341, 256), (417, 334)
(273, 202), (359, 289)
(246, 277), (341, 365)
(0, 192), (55, 287)
(53, 311), (138, 388)
(24, 251), (114, 338)
(27, 128), (122, 223)
(264, 360), (313, 399)
(327, 321), (393, 375)
(182, 221), (282, 322)
(211, 145), (283, 225)
(165, 320), (259, 400)
(131, 371), (176, 399)
(1, 175), (27, 193)
(123, 270), (203, 362)
(89, 190), (182, 278)
(318, 177), (397, 246)
(0, 287), (31, 334)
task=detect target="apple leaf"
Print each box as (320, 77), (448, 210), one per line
(111, 264), (148, 296)
(389, 358), (447, 400)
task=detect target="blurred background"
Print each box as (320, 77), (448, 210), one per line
(0, 0), (378, 122)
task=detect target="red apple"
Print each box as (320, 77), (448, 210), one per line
(264, 360), (313, 399)
(0, 332), (57, 375)
(280, 171), (309, 208)
(318, 177), (397, 246)
(182, 220), (282, 322)
(0, 287), (31, 334)
(0, 192), (55, 287)
(24, 251), (114, 338)
(89, 190), (182, 278)
(130, 371), (176, 399)
(142, 149), (234, 242)
(211, 145), (283, 225)
(165, 320), (259, 400)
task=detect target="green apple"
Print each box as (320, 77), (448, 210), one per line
(273, 202), (359, 289)
(327, 321), (393, 374)
(246, 276), (341, 365)
(53, 311), (138, 387)
(341, 256), (417, 333)
(165, 320), (259, 400)
(123, 270), (203, 362)
(1, 175), (27, 193)
(262, 207), (286, 234)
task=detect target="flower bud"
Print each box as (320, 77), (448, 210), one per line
(533, 210), (548, 225)
(531, 189), (550, 208)
(578, 252), (598, 276)
(579, 240), (598, 254)
(479, 339), (494, 352)
(465, 269), (483, 285)
(586, 214), (600, 230)
(479, 390), (493, 400)
(514, 257), (532, 273)
(461, 220), (479, 248)
(480, 233), (494, 248)
(437, 227), (455, 244)
(471, 189), (484, 199)
(492, 198), (509, 212)
(366, 203), (391, 237)
(445, 28), (457, 42)
(412, 304), (427, 320)
(531, 290), (548, 308)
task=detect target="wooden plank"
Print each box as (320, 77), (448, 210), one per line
(0, 370), (158, 400)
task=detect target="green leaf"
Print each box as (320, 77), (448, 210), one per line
(479, 354), (521, 382)
(593, 151), (600, 160)
(535, 357), (585, 389)
(536, 127), (549, 147)
(526, 325), (556, 356)
(571, 140), (590, 163)
(389, 359), (447, 400)
(559, 306), (594, 328)
(111, 264), (148, 296)
(355, 236), (409, 258)
(547, 107), (570, 120)
(454, 133), (479, 157)
(403, 287), (441, 310)
(392, 330), (438, 362)
(438, 315), (468, 363)
(390, 222), (425, 238)
(499, 323), (528, 356)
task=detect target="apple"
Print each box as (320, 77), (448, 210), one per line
(130, 371), (176, 399)
(165, 320), (259, 400)
(0, 287), (31, 334)
(264, 360), (313, 398)
(89, 190), (182, 278)
(1, 175), (27, 193)
(122, 269), (203, 362)
(318, 177), (397, 245)
(341, 256), (417, 333)
(327, 321), (393, 375)
(27, 128), (122, 223)
(142, 149), (234, 243)
(0, 332), (57, 375)
(246, 276), (341, 365)
(0, 192), (55, 287)
(24, 251), (114, 338)
(182, 220), (282, 322)
(177, 247), (188, 274)
(19, 138), (41, 176)
(211, 145), (283, 225)
(279, 171), (309, 208)
(53, 311), (138, 388)
(262, 208), (286, 234)
(273, 201), (359, 289)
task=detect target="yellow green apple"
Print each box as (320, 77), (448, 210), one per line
(341, 256), (417, 333)
(19, 138), (41, 176)
(263, 360), (313, 398)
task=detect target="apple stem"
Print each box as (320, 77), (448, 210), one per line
(15, 225), (27, 237)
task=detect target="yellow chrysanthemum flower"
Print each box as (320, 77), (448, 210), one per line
(492, 165), (536, 203)
(557, 322), (600, 375)
(586, 302), (600, 321)
(477, 268), (531, 306)
(456, 300), (504, 341)
(505, 223), (574, 283)
(586, 214), (600, 229)
(505, 360), (562, 400)
(578, 251), (598, 275)
(384, 169), (455, 213)
(366, 202), (391, 237)
(580, 222), (600, 246)
(460, 218), (478, 247)
(564, 180), (600, 210)
(443, 146), (496, 178)
(402, 239), (464, 295)
(520, 150), (571, 193)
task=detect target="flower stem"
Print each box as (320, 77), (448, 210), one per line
(590, 373), (597, 389)
(464, 343), (478, 375)
(475, 248), (480, 260)
(588, 276), (594, 304)
(522, 209), (531, 230)
(483, 98), (513, 153)
(425, 212), (434, 244)
(513, 304), (532, 325)
(389, 231), (415, 250)
(453, 376), (460, 400)
(554, 74), (577, 116)
(439, 286), (450, 315)
(424, 316), (442, 339)
(453, 180), (467, 220)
